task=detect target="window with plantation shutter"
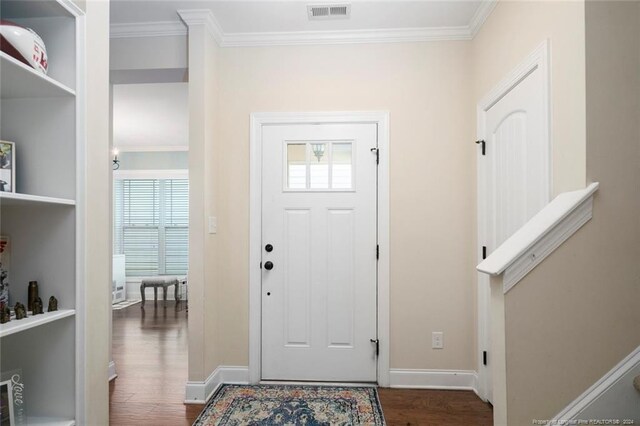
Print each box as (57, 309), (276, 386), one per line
(113, 178), (189, 276)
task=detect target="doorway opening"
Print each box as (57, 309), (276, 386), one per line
(109, 78), (191, 422)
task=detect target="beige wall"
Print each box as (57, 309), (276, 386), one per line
(472, 0), (587, 197)
(504, 1), (640, 424)
(85, 0), (110, 423)
(110, 35), (187, 71)
(216, 42), (476, 370)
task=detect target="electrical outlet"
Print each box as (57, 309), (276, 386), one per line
(432, 332), (444, 349)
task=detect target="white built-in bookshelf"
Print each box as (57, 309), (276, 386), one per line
(0, 0), (85, 424)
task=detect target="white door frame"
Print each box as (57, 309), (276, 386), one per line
(249, 111), (390, 386)
(476, 40), (551, 401)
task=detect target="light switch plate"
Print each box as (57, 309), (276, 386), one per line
(208, 216), (217, 234)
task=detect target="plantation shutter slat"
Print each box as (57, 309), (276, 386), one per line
(113, 178), (189, 277)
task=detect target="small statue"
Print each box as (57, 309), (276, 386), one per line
(14, 302), (27, 320)
(48, 296), (58, 312)
(0, 302), (9, 324)
(32, 297), (43, 315)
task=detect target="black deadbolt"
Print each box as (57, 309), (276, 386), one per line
(265, 244), (273, 252)
(264, 261), (274, 270)
(266, 292), (271, 296)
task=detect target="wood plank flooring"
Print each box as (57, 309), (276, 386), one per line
(110, 302), (492, 425)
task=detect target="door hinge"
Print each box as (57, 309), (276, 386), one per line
(483, 350), (488, 366)
(371, 147), (379, 164)
(482, 246), (487, 260)
(476, 140), (486, 156)
(376, 244), (380, 260)
(259, 261), (262, 269)
(370, 339), (380, 356)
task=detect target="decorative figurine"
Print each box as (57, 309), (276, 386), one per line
(47, 296), (58, 312)
(0, 302), (9, 324)
(32, 297), (43, 315)
(28, 281), (39, 311)
(14, 302), (26, 320)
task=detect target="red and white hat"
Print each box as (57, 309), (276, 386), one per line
(0, 20), (48, 74)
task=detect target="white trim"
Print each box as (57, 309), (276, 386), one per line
(476, 40), (552, 403)
(389, 369), (478, 391)
(184, 366), (249, 404)
(115, 145), (189, 153)
(552, 345), (640, 421)
(113, 169), (188, 180)
(111, 4), (497, 46)
(468, 0), (498, 37)
(110, 21), (187, 39)
(75, 10), (87, 426)
(108, 361), (117, 382)
(177, 10), (224, 45)
(249, 111), (390, 386)
(477, 182), (599, 293)
(221, 26), (472, 47)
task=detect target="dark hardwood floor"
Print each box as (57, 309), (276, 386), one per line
(110, 302), (492, 425)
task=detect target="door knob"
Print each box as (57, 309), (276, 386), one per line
(264, 261), (274, 270)
(265, 244), (273, 252)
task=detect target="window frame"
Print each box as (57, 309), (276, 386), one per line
(114, 169), (189, 277)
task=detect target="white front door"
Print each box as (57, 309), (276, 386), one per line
(477, 45), (550, 402)
(261, 123), (378, 382)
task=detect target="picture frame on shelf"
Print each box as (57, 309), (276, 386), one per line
(0, 141), (15, 194)
(0, 370), (25, 426)
(0, 237), (10, 307)
(1, 379), (15, 426)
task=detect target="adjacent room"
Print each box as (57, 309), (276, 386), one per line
(0, 0), (638, 425)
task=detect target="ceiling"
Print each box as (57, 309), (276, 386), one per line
(110, 1), (496, 45)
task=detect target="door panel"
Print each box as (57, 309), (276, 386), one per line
(261, 123), (378, 382)
(478, 61), (550, 403)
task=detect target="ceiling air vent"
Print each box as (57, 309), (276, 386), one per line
(307, 4), (351, 20)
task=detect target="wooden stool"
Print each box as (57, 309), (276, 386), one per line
(140, 278), (179, 307)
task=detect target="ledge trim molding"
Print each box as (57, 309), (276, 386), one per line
(389, 369), (478, 391)
(553, 345), (640, 421)
(185, 366), (249, 404)
(477, 182), (599, 293)
(111, 1), (497, 46)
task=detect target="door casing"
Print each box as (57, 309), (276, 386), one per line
(476, 40), (551, 402)
(249, 111), (390, 386)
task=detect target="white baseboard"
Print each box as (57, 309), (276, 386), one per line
(389, 369), (478, 391)
(184, 366), (249, 404)
(108, 361), (117, 382)
(553, 344), (640, 421)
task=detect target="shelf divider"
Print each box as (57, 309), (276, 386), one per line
(0, 52), (76, 99)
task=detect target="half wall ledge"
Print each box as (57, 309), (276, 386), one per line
(477, 182), (600, 293)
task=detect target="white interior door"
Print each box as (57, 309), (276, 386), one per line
(477, 48), (550, 402)
(261, 123), (378, 382)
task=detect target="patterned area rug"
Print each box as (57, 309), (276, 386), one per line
(193, 384), (385, 425)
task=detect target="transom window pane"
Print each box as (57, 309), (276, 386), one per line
(331, 143), (353, 189)
(285, 141), (354, 190)
(287, 144), (307, 189)
(309, 143), (329, 189)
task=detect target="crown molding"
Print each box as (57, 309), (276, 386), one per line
(221, 26), (472, 47)
(110, 21), (187, 38)
(468, 0), (497, 37)
(177, 9), (224, 44)
(110, 1), (497, 46)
